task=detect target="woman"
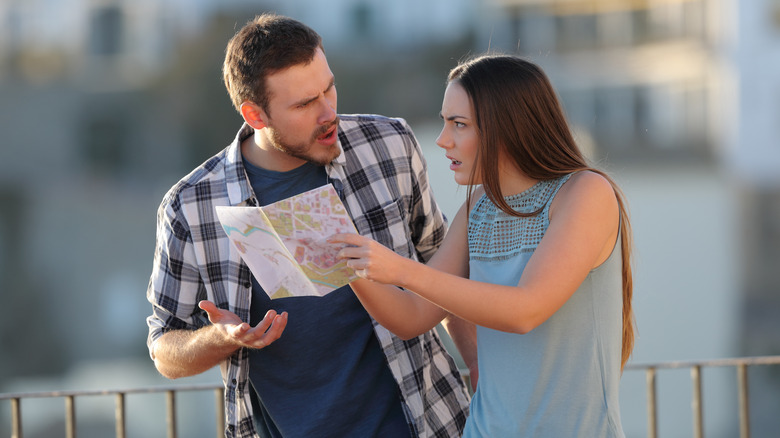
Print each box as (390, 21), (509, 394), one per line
(330, 54), (635, 437)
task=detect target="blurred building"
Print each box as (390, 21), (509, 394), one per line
(478, 0), (726, 161)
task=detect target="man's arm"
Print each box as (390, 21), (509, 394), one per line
(152, 325), (239, 379)
(152, 301), (288, 379)
(400, 118), (449, 263)
(400, 126), (478, 387)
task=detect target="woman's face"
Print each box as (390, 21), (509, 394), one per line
(436, 81), (481, 186)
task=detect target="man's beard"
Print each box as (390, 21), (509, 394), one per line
(267, 116), (341, 166)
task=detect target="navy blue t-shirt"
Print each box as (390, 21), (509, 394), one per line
(242, 158), (411, 438)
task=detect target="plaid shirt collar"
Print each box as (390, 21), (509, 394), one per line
(224, 123), (348, 207)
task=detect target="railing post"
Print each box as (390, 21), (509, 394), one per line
(737, 363), (750, 438)
(11, 397), (22, 438)
(65, 395), (76, 438)
(691, 365), (703, 438)
(115, 392), (126, 438)
(215, 387), (225, 438)
(166, 390), (177, 438)
(646, 367), (657, 438)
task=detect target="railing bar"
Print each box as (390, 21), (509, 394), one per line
(737, 364), (750, 438)
(625, 355), (780, 371)
(215, 387), (225, 438)
(166, 390), (177, 438)
(1, 355), (774, 438)
(692, 365), (703, 438)
(11, 397), (22, 438)
(115, 392), (126, 438)
(646, 367), (657, 438)
(65, 395), (75, 438)
(0, 383), (224, 400)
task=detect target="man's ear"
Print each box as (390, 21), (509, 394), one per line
(240, 102), (268, 130)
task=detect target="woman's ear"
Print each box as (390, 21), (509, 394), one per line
(240, 102), (268, 130)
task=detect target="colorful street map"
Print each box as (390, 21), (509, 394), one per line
(215, 184), (358, 299)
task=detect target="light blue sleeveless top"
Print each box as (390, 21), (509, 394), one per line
(463, 174), (626, 438)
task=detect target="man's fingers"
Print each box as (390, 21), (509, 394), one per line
(198, 300), (222, 322)
(198, 300), (216, 313)
(256, 309), (279, 331)
(200, 301), (286, 349)
(245, 312), (287, 349)
(265, 312), (287, 341)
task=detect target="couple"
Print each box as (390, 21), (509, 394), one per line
(146, 13), (635, 438)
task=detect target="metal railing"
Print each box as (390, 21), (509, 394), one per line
(624, 355), (780, 438)
(0, 383), (224, 438)
(2, 355), (779, 438)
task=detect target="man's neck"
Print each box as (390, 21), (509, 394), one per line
(240, 131), (306, 173)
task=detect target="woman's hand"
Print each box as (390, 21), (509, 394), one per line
(329, 233), (409, 286)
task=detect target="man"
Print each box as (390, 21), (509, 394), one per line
(146, 13), (473, 438)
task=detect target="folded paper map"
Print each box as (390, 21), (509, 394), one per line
(215, 184), (358, 299)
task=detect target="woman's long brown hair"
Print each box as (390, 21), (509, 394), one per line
(449, 55), (635, 369)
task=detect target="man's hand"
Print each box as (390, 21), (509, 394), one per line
(153, 301), (288, 379)
(199, 300), (288, 350)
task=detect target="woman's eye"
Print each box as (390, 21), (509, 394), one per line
(454, 121), (465, 128)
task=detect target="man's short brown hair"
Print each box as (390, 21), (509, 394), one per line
(223, 14), (323, 113)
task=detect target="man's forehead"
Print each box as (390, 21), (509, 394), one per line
(265, 49), (333, 104)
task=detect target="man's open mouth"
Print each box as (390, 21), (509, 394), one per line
(318, 126), (336, 140)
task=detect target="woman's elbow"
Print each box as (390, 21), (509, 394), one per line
(508, 324), (535, 335)
(380, 318), (440, 341)
(388, 325), (431, 341)
(503, 315), (545, 335)
(397, 332), (420, 341)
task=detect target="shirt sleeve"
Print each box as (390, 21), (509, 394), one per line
(145, 190), (207, 358)
(399, 119), (449, 263)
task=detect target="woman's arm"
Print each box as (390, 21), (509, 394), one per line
(333, 200), (472, 339)
(336, 171), (619, 334)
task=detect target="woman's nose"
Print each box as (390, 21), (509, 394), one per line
(435, 127), (450, 149)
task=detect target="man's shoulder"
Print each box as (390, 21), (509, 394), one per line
(337, 114), (417, 153)
(338, 114), (411, 134)
(160, 147), (233, 209)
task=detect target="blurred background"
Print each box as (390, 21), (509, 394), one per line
(1, 0), (779, 437)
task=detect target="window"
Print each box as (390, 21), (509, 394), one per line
(79, 112), (129, 176)
(351, 3), (372, 40)
(556, 13), (598, 51)
(90, 5), (123, 56)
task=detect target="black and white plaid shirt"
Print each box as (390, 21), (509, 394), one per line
(147, 115), (470, 438)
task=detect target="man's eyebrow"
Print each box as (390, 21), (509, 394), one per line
(293, 78), (336, 107)
(325, 77), (336, 91)
(293, 95), (318, 107)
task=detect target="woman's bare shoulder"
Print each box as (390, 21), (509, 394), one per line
(553, 171), (617, 217)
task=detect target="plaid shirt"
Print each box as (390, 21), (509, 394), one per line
(147, 115), (470, 438)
